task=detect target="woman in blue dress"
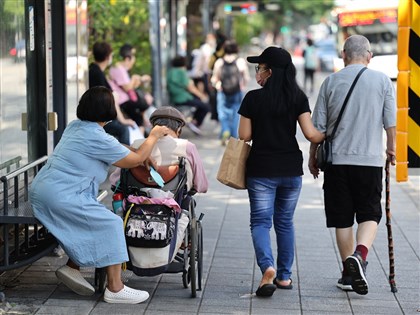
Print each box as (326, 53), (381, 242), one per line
(29, 87), (169, 304)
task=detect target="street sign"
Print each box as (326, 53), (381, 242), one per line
(221, 1), (258, 15)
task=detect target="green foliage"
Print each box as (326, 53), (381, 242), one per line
(88, 0), (151, 75)
(2, 0), (24, 17)
(244, 1), (333, 32)
(0, 0), (25, 55)
(226, 0), (334, 48)
(232, 14), (265, 46)
(268, 0), (335, 23)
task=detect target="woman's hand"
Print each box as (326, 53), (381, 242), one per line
(308, 155), (320, 179)
(144, 157), (157, 170)
(149, 125), (170, 138)
(132, 74), (142, 88)
(308, 143), (320, 179)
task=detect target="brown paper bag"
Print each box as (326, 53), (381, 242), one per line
(217, 137), (251, 189)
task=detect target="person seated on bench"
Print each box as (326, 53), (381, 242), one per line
(110, 106), (208, 194)
(167, 55), (210, 135)
(29, 87), (169, 304)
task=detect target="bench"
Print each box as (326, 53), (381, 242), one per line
(0, 156), (108, 272)
(0, 156), (56, 272)
(0, 156), (22, 174)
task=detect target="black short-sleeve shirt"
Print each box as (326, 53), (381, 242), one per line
(238, 88), (310, 177)
(89, 63), (112, 90)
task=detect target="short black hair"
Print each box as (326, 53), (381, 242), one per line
(92, 42), (112, 62)
(171, 55), (186, 67)
(119, 43), (134, 59)
(224, 40), (239, 54)
(76, 86), (117, 122)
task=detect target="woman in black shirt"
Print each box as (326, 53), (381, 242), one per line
(238, 47), (324, 297)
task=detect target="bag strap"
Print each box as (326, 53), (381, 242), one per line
(122, 202), (134, 272)
(329, 67), (367, 140)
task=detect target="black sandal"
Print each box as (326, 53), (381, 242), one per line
(255, 283), (277, 297)
(274, 278), (293, 290)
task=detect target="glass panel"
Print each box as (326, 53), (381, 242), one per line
(66, 0), (88, 123)
(0, 0), (28, 175)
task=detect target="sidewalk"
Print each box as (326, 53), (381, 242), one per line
(0, 104), (419, 314)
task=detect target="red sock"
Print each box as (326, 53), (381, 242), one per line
(355, 244), (368, 261)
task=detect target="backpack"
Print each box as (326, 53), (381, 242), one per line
(304, 46), (317, 70)
(221, 59), (241, 95)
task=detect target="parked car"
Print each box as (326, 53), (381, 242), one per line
(314, 39), (338, 72)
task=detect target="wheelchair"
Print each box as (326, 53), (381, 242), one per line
(95, 157), (204, 298)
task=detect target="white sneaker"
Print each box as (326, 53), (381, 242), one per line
(104, 285), (149, 304)
(55, 265), (95, 296)
(52, 245), (65, 257)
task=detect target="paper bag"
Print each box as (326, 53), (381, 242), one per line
(217, 137), (251, 189)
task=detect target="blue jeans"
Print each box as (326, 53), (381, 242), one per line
(247, 176), (302, 280)
(217, 91), (242, 138)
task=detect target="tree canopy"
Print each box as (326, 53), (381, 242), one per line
(229, 0), (335, 48)
(88, 0), (151, 75)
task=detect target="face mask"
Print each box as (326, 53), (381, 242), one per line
(256, 72), (269, 87)
(207, 39), (216, 49)
(108, 55), (113, 66)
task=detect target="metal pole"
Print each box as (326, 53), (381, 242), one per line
(202, 0), (210, 37)
(169, 0), (177, 58)
(51, 0), (67, 146)
(25, 0), (48, 161)
(148, 0), (163, 108)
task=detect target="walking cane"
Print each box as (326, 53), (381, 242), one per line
(385, 160), (397, 293)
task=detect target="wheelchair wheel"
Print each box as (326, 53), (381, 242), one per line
(94, 267), (107, 293)
(189, 215), (197, 298)
(182, 219), (191, 289)
(197, 220), (203, 291)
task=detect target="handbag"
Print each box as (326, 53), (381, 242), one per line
(317, 138), (333, 171)
(317, 67), (367, 171)
(217, 137), (251, 189)
(127, 89), (138, 102)
(123, 203), (176, 248)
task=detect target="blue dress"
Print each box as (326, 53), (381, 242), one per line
(29, 120), (130, 267)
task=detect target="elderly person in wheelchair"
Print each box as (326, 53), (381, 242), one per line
(107, 107), (208, 296)
(110, 106), (208, 194)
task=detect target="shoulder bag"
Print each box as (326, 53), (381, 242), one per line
(317, 67), (367, 171)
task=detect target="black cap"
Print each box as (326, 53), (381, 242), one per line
(247, 46), (292, 69)
(149, 106), (186, 127)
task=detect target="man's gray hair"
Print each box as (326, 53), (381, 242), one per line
(343, 35), (371, 60)
(152, 117), (183, 132)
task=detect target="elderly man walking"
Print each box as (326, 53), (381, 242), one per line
(308, 35), (396, 295)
